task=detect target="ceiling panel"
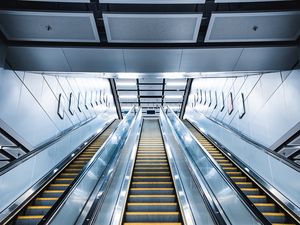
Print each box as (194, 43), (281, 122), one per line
(63, 48), (124, 72)
(0, 11), (100, 42)
(205, 11), (300, 42)
(124, 49), (182, 72)
(103, 13), (202, 43)
(234, 46), (299, 71)
(180, 48), (243, 72)
(7, 46), (71, 71)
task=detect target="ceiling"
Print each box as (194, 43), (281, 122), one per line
(0, 1), (299, 118)
(116, 78), (187, 117)
(0, 0), (299, 73)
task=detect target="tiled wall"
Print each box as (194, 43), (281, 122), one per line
(186, 69), (300, 149)
(0, 68), (117, 150)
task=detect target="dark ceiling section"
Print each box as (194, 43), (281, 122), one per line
(0, 0), (299, 49)
(116, 78), (186, 117)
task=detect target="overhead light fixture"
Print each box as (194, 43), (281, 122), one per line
(165, 95), (182, 99)
(117, 82), (136, 86)
(119, 95), (136, 99)
(166, 82), (186, 86)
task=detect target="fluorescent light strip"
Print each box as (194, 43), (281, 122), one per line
(119, 95), (137, 99)
(116, 82), (136, 86)
(166, 82), (186, 86)
(164, 95), (183, 99)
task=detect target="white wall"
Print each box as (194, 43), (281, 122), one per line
(186, 69), (300, 149)
(0, 68), (117, 150)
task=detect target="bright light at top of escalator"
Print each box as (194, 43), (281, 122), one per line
(116, 82), (136, 86)
(166, 82), (186, 86)
(119, 95), (137, 99)
(165, 95), (182, 99)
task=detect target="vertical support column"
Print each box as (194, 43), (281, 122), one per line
(109, 78), (123, 119)
(179, 78), (193, 119)
(0, 39), (7, 68)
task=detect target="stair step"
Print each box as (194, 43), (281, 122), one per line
(125, 212), (180, 222)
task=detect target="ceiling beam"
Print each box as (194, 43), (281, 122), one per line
(109, 78), (123, 119)
(179, 78), (193, 119)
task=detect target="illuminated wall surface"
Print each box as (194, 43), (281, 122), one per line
(0, 67), (116, 150)
(187, 69), (300, 149)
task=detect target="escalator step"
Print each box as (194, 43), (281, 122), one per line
(25, 206), (51, 215)
(254, 203), (276, 212)
(125, 212), (180, 222)
(127, 203), (178, 212)
(130, 188), (175, 195)
(247, 195), (268, 203)
(262, 212), (286, 223)
(131, 182), (173, 188)
(128, 195), (176, 203)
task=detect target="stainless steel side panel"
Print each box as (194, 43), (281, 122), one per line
(0, 115), (115, 218)
(48, 108), (138, 225)
(167, 108), (262, 225)
(185, 109), (300, 215)
(160, 110), (215, 225)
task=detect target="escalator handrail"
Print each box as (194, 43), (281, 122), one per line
(0, 117), (115, 225)
(159, 109), (197, 225)
(0, 116), (96, 176)
(42, 106), (139, 225)
(194, 111), (300, 172)
(161, 107), (230, 225)
(165, 106), (272, 225)
(85, 107), (143, 225)
(187, 117), (300, 223)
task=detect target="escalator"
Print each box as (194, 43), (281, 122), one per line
(9, 120), (119, 225)
(183, 120), (299, 225)
(123, 119), (182, 225)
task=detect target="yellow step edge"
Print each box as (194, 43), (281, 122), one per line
(132, 182), (172, 184)
(235, 182), (252, 185)
(18, 215), (44, 220)
(27, 206), (51, 209)
(254, 203), (275, 206)
(241, 188), (259, 191)
(247, 195), (267, 199)
(126, 212), (179, 215)
(134, 167), (169, 170)
(262, 212), (285, 216)
(127, 203), (177, 206)
(61, 173), (78, 175)
(135, 164), (168, 166)
(55, 178), (74, 181)
(272, 224), (295, 225)
(129, 195), (175, 198)
(50, 184), (69, 187)
(226, 172), (242, 174)
(43, 190), (64, 193)
(133, 176), (171, 179)
(134, 172), (170, 174)
(130, 188), (174, 190)
(36, 197), (59, 201)
(230, 176), (247, 179)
